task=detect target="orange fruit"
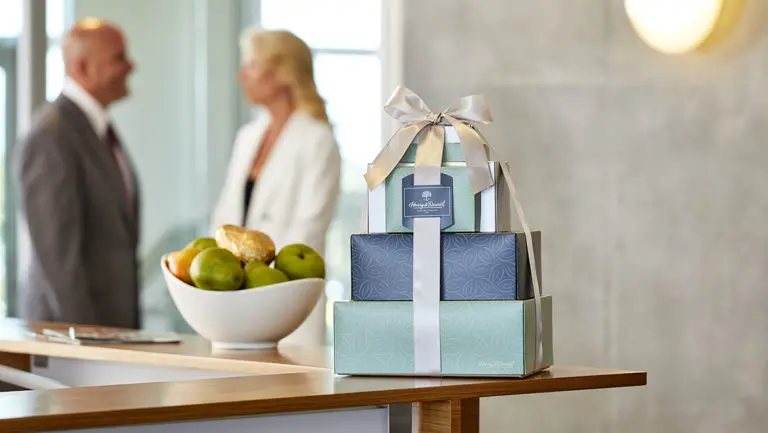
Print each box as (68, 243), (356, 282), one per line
(167, 247), (202, 285)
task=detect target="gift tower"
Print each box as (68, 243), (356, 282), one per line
(333, 87), (554, 377)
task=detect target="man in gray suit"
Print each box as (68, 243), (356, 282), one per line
(14, 18), (140, 328)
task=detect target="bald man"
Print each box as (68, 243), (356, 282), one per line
(13, 19), (141, 328)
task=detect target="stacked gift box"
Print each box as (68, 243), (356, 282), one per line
(333, 92), (554, 378)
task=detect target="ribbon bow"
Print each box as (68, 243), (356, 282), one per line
(364, 86), (495, 194)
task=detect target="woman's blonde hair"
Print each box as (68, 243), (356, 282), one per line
(240, 28), (329, 123)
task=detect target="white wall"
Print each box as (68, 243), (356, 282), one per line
(73, 0), (242, 330)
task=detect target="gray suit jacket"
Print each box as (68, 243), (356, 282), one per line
(14, 95), (141, 329)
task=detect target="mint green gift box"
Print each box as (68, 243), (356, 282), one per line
(366, 161), (509, 233)
(333, 296), (553, 377)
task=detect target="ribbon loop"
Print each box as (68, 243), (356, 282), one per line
(443, 94), (493, 124)
(383, 86), (434, 123)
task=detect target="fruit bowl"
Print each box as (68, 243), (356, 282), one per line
(161, 255), (324, 350)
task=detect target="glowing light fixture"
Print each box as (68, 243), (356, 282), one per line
(625, 0), (724, 54)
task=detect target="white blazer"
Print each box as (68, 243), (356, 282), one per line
(210, 110), (341, 347)
(211, 110), (341, 256)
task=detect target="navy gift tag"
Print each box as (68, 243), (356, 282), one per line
(402, 173), (454, 230)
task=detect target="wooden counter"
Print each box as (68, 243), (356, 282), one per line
(0, 319), (647, 432)
(0, 318), (329, 375)
(0, 365), (645, 432)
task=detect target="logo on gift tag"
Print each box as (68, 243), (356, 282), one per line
(402, 173), (454, 229)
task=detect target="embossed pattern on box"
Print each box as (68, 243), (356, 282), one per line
(350, 231), (541, 301)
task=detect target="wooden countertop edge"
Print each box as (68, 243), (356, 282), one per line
(0, 370), (646, 432)
(0, 341), (328, 376)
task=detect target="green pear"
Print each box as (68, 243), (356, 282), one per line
(189, 248), (244, 291)
(187, 237), (218, 250)
(244, 260), (289, 288)
(274, 244), (325, 280)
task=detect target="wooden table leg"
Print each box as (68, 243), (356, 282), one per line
(0, 351), (32, 392)
(418, 398), (479, 433)
(0, 351), (31, 371)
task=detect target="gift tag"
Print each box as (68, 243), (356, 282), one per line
(401, 173), (454, 230)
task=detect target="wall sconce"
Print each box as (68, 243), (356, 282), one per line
(625, 0), (724, 54)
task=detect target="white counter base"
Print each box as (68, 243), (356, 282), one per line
(31, 355), (248, 387)
(45, 406), (389, 433)
(29, 356), (398, 433)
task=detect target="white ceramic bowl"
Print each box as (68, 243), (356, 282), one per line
(161, 255), (324, 350)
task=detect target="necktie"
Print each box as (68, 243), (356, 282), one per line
(105, 124), (136, 219)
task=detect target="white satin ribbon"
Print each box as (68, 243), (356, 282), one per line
(477, 127), (544, 370)
(411, 135), (443, 376)
(502, 161), (543, 369)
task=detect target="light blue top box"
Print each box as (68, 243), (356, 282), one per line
(366, 161), (508, 234)
(333, 296), (554, 377)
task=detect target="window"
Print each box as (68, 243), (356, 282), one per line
(0, 0), (72, 317)
(45, 0), (69, 100)
(255, 0), (384, 343)
(260, 0), (381, 51)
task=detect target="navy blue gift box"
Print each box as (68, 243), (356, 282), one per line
(350, 231), (542, 301)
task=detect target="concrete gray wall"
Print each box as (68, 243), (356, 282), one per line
(403, 1), (768, 432)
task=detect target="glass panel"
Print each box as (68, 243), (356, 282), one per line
(0, 0), (69, 317)
(47, 0), (70, 100)
(312, 53), (382, 341)
(314, 53), (382, 181)
(0, 0), (70, 38)
(46, 44), (64, 100)
(0, 65), (6, 317)
(46, 0), (67, 37)
(260, 0), (381, 51)
(0, 0), (22, 38)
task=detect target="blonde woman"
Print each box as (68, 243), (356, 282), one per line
(211, 29), (341, 345)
